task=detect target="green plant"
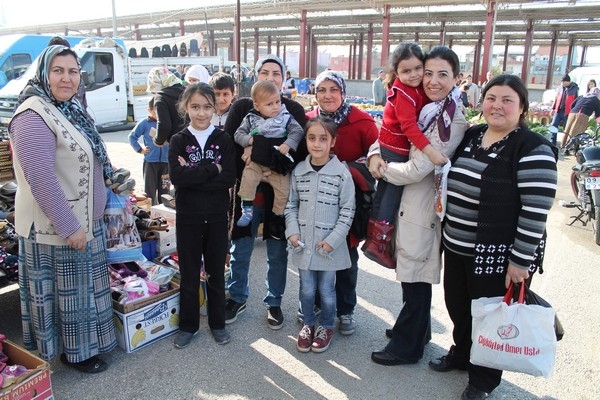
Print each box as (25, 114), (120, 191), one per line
(527, 121), (551, 137)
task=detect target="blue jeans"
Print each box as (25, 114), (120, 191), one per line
(551, 111), (567, 145)
(309, 242), (359, 317)
(298, 269), (336, 329)
(227, 204), (288, 307)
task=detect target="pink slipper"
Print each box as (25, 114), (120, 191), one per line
(1, 364), (28, 388)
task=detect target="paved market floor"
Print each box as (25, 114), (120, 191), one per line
(0, 129), (599, 400)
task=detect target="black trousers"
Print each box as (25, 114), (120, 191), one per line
(385, 281), (432, 361)
(143, 161), (169, 205)
(177, 219), (228, 333)
(443, 249), (515, 394)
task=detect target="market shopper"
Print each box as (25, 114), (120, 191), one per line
(128, 96), (170, 205)
(169, 83), (236, 348)
(184, 64), (210, 84)
(550, 74), (579, 145)
(223, 55), (308, 329)
(372, 69), (386, 106)
(362, 42), (447, 269)
(305, 70), (378, 335)
(9, 45), (118, 372)
(367, 45), (467, 365)
(208, 72), (236, 129)
(561, 87), (600, 148)
(147, 67), (186, 146)
(430, 74), (557, 400)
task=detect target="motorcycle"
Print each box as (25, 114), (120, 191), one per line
(562, 130), (600, 245)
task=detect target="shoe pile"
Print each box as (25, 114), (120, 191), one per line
(108, 262), (170, 304)
(0, 221), (18, 256)
(105, 168), (136, 197)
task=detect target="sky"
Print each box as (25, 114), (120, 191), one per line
(0, 0), (234, 28)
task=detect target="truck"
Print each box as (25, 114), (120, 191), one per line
(0, 37), (225, 132)
(0, 34), (94, 90)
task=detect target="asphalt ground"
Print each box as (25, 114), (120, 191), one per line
(0, 129), (599, 400)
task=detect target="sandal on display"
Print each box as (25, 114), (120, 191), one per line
(139, 231), (157, 240)
(136, 218), (168, 231)
(161, 194), (176, 209)
(131, 206), (150, 219)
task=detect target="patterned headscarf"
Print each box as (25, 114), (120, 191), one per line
(17, 45), (113, 180)
(418, 86), (460, 143)
(147, 67), (183, 93)
(314, 70), (351, 126)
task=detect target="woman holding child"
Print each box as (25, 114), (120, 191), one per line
(367, 45), (467, 366)
(305, 70), (378, 336)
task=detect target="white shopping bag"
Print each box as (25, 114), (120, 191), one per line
(470, 283), (557, 378)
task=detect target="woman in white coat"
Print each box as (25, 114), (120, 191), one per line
(367, 45), (467, 365)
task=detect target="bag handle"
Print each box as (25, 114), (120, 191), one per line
(502, 282), (526, 305)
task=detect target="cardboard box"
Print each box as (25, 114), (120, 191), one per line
(0, 340), (53, 400)
(153, 226), (176, 239)
(156, 234), (176, 256)
(112, 283), (180, 353)
(151, 204), (176, 226)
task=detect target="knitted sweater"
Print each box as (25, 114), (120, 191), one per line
(285, 155), (355, 271)
(378, 78), (429, 155)
(443, 124), (558, 272)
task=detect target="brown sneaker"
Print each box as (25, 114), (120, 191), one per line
(311, 326), (334, 353)
(297, 325), (314, 353)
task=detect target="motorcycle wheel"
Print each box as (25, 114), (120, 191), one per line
(570, 171), (581, 200)
(594, 206), (600, 246)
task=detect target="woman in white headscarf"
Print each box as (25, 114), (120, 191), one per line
(184, 64), (210, 84)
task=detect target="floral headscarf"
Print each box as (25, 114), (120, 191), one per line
(17, 45), (113, 180)
(314, 70), (351, 126)
(147, 67), (183, 93)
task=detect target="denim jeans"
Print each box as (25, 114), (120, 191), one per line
(551, 111), (567, 145)
(227, 203), (288, 307)
(308, 242), (358, 317)
(298, 269), (336, 329)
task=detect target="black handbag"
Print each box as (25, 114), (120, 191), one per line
(512, 283), (564, 341)
(525, 287), (564, 341)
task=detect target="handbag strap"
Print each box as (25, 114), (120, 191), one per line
(502, 282), (526, 305)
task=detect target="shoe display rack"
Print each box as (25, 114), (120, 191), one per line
(0, 141), (13, 182)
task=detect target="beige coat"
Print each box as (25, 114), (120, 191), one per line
(368, 106), (467, 284)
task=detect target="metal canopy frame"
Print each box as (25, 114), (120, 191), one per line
(1, 0), (599, 47)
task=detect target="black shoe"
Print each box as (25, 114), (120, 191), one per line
(267, 306), (284, 330)
(225, 299), (246, 324)
(428, 346), (467, 372)
(371, 349), (418, 366)
(269, 214), (286, 240)
(60, 354), (107, 373)
(461, 384), (488, 400)
(385, 328), (393, 338)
